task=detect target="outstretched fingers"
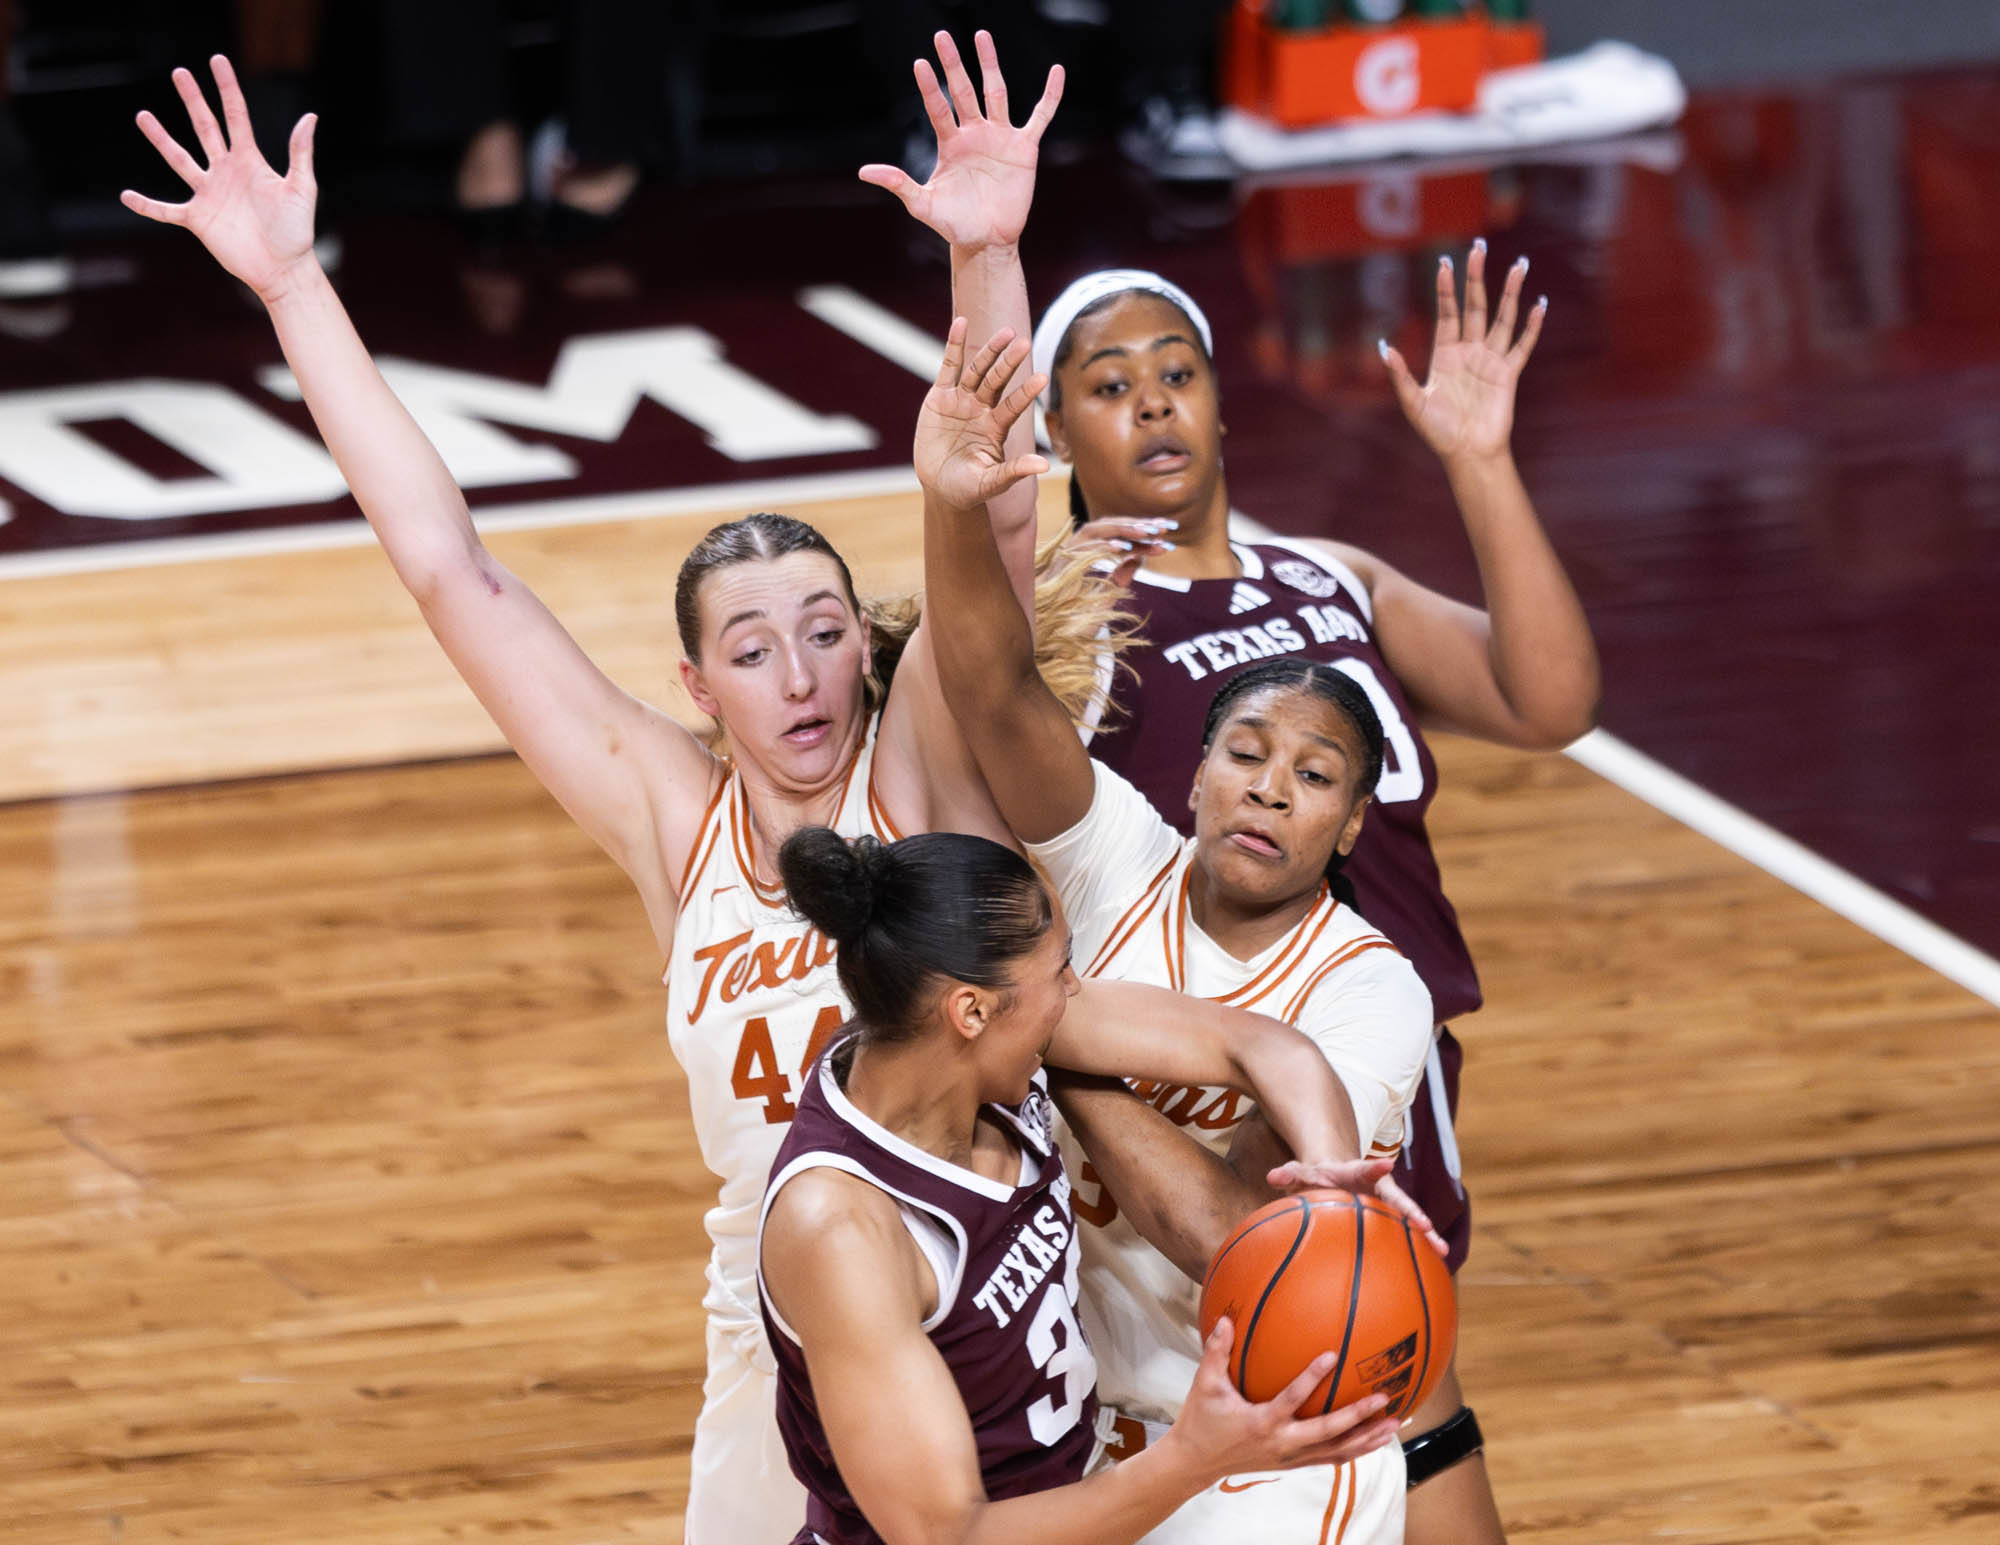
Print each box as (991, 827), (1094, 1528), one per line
(287, 112), (318, 191)
(933, 30), (983, 127)
(1490, 254), (1527, 348)
(120, 188), (189, 226)
(1432, 253), (1459, 351)
(1462, 239), (1489, 340)
(991, 370), (1048, 441)
(172, 66), (227, 164)
(972, 29), (1010, 126)
(1023, 63), (1065, 140)
(912, 58), (957, 145)
(985, 451), (1051, 501)
(136, 109), (205, 190)
(1377, 339), (1424, 422)
(857, 161), (919, 207)
(1510, 293), (1549, 366)
(958, 326), (1020, 398)
(934, 316), (972, 390)
(208, 54), (255, 153)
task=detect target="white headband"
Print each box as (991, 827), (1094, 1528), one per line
(1031, 269), (1214, 407)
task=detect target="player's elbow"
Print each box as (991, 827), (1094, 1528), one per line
(1504, 683), (1601, 751)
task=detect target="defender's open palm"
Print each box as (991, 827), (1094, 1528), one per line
(1381, 241), (1545, 465)
(860, 30), (1062, 251)
(122, 55), (317, 303)
(914, 318), (1048, 512)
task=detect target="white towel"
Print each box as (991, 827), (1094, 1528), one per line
(1217, 41), (1687, 172)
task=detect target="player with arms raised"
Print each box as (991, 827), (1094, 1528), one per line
(114, 46), (1132, 1545)
(913, 277), (1444, 1544)
(1022, 252), (1601, 1541)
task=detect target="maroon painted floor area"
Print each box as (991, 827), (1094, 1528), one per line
(4, 69), (1997, 959)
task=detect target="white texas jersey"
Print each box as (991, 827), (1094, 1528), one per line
(1027, 761), (1434, 1425)
(664, 719), (901, 1347)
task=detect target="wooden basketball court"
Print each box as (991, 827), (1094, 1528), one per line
(4, 476), (1995, 1543)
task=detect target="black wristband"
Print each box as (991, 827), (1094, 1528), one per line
(1401, 1405), (1484, 1489)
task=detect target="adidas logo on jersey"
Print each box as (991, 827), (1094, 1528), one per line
(1228, 581), (1270, 615)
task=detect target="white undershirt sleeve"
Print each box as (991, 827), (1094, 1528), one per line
(1026, 761), (1185, 964)
(1292, 948), (1436, 1154)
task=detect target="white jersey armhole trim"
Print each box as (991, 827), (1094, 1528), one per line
(1260, 535), (1376, 626)
(758, 1152), (969, 1342)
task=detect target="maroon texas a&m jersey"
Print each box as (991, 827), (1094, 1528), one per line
(1085, 538), (1481, 1024)
(757, 1040), (1097, 1545)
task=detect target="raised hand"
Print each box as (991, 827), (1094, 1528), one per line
(859, 30), (1063, 252)
(121, 55), (319, 303)
(1380, 241), (1546, 466)
(914, 318), (1049, 511)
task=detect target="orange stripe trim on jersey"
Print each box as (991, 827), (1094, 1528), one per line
(1167, 876), (1335, 1008)
(1277, 937), (1399, 1024)
(866, 770), (906, 842)
(864, 720), (905, 840)
(1216, 889), (1339, 1011)
(1320, 1460), (1357, 1545)
(728, 778), (787, 907)
(1084, 853), (1176, 979)
(730, 735), (871, 906)
(1162, 867), (1189, 991)
(1084, 850), (1182, 980)
(673, 770), (733, 906)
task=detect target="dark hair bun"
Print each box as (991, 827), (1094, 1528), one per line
(779, 827), (884, 944)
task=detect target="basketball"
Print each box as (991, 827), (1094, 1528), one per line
(1198, 1190), (1456, 1422)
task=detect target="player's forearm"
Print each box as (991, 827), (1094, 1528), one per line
(1052, 1075), (1263, 1282)
(954, 1435), (1211, 1545)
(1084, 981), (1359, 1165)
(1440, 449), (1600, 746)
(922, 484), (1043, 709)
(950, 242), (1041, 616)
(1221, 1009), (1360, 1169)
(262, 260), (483, 596)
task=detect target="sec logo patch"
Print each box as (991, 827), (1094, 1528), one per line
(1272, 559), (1340, 598)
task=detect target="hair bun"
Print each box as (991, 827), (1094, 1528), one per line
(778, 828), (884, 944)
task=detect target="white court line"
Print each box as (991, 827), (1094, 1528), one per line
(1565, 729), (2000, 1008)
(1230, 520), (2000, 1004)
(781, 314), (2000, 1003)
(11, 305), (1997, 1005)
(798, 285), (947, 379)
(799, 284), (1053, 446)
(0, 464), (926, 582)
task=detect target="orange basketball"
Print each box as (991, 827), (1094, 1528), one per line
(1198, 1189), (1455, 1422)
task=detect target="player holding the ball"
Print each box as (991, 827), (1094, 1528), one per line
(919, 324), (1442, 1541)
(756, 823), (1411, 1545)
